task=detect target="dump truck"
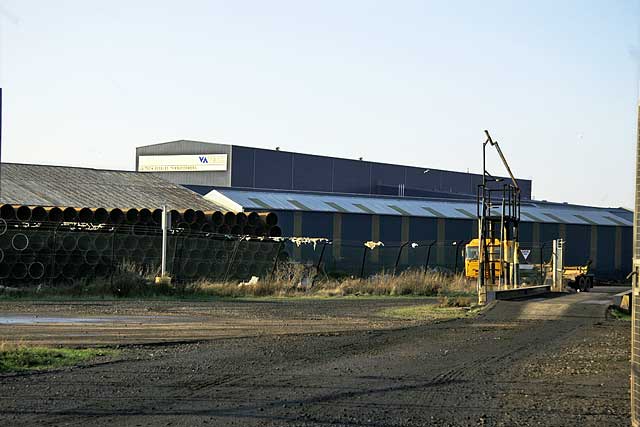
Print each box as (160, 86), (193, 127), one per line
(563, 261), (594, 292)
(464, 238), (518, 280)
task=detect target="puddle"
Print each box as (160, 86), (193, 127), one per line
(0, 315), (135, 325)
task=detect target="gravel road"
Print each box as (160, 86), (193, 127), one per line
(0, 287), (630, 426)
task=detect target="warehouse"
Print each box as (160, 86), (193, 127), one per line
(0, 162), (224, 211)
(135, 140), (532, 199)
(136, 140), (633, 280)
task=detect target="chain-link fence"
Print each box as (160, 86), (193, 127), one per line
(0, 218), (573, 289)
(0, 220), (283, 287)
(282, 239), (560, 284)
(282, 239), (473, 279)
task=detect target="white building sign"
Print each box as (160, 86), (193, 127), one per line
(138, 154), (228, 172)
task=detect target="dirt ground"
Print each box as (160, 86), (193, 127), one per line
(0, 297), (436, 345)
(0, 287), (631, 426)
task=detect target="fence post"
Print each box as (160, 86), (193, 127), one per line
(223, 237), (242, 283)
(424, 240), (436, 273)
(394, 242), (410, 275)
(539, 242), (546, 285)
(360, 247), (368, 279)
(453, 240), (466, 275)
(110, 226), (118, 291)
(270, 240), (284, 281)
(160, 205), (170, 278)
(315, 242), (328, 279)
(49, 223), (62, 287)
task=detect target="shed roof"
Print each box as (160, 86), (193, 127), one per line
(205, 188), (632, 227)
(0, 163), (226, 211)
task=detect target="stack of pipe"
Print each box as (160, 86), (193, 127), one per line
(0, 204), (279, 238)
(0, 204), (282, 285)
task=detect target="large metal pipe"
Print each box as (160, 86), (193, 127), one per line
(84, 250), (100, 265)
(55, 251), (70, 266)
(68, 249), (83, 264)
(259, 212), (278, 226)
(11, 233), (29, 251)
(12, 262), (27, 280)
(0, 204), (14, 220)
(125, 208), (139, 224)
(194, 210), (205, 224)
(77, 263), (95, 278)
(47, 207), (63, 222)
(217, 225), (231, 234)
(170, 209), (181, 225)
(211, 211), (224, 226)
(224, 212), (236, 226)
(242, 225), (255, 235)
(93, 208), (109, 224)
(139, 208), (152, 224)
(95, 263), (110, 277)
(93, 235), (109, 252)
(20, 248), (36, 264)
(132, 249), (146, 263)
(134, 236), (149, 251)
(77, 233), (93, 251)
(181, 261), (198, 278)
(62, 263), (78, 279)
(51, 262), (64, 278)
(63, 207), (78, 222)
(28, 262), (45, 280)
(29, 233), (46, 251)
(231, 225), (242, 235)
(268, 225), (282, 237)
(16, 205), (32, 222)
(0, 234), (11, 250)
(61, 234), (77, 251)
(236, 212), (248, 226)
(78, 207), (93, 223)
(247, 212), (260, 226)
(0, 262), (11, 279)
(31, 206), (47, 222)
(109, 208), (125, 224)
(123, 235), (138, 251)
(200, 223), (213, 233)
(182, 209), (196, 224)
(152, 208), (163, 225)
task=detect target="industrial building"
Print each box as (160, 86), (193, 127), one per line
(136, 140), (633, 280)
(0, 162), (223, 211)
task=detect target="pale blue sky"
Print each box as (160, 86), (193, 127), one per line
(1, 1), (638, 207)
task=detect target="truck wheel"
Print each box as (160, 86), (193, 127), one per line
(578, 276), (587, 292)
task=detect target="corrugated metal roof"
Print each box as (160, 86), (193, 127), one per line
(205, 188), (633, 227)
(0, 163), (228, 211)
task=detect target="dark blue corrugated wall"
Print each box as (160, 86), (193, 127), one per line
(247, 208), (629, 280)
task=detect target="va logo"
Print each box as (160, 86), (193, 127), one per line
(199, 156), (208, 164)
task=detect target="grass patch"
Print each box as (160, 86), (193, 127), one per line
(608, 306), (631, 321)
(381, 296), (482, 321)
(0, 262), (476, 300)
(380, 304), (481, 321)
(0, 345), (117, 373)
(186, 267), (475, 299)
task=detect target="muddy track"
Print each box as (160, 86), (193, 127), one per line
(0, 288), (631, 426)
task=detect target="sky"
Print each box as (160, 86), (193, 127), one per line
(0, 0), (638, 208)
